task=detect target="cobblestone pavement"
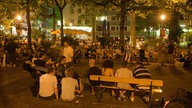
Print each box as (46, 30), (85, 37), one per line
(0, 60), (191, 108)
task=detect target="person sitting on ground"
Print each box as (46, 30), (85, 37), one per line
(56, 56), (67, 79)
(32, 52), (48, 75)
(183, 51), (192, 69)
(87, 58), (102, 95)
(39, 64), (59, 100)
(133, 61), (151, 102)
(60, 68), (81, 102)
(115, 61), (134, 102)
(101, 59), (115, 97)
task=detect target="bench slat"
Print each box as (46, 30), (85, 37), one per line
(98, 85), (162, 93)
(90, 75), (163, 87)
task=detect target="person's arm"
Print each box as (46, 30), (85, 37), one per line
(75, 80), (81, 94)
(54, 87), (59, 100)
(101, 68), (105, 76)
(111, 69), (114, 77)
(53, 77), (59, 100)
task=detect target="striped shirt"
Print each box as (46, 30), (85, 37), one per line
(133, 66), (151, 79)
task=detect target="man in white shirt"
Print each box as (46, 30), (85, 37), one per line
(60, 69), (81, 102)
(39, 65), (59, 100)
(63, 41), (74, 63)
(115, 61), (134, 102)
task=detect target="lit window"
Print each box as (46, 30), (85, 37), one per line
(70, 8), (74, 14)
(111, 16), (116, 20)
(116, 26), (119, 31)
(125, 27), (127, 31)
(70, 19), (74, 24)
(85, 19), (89, 25)
(78, 19), (81, 25)
(111, 26), (115, 31)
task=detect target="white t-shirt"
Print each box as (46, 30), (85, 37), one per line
(60, 77), (78, 101)
(115, 68), (133, 89)
(63, 46), (74, 63)
(39, 74), (58, 97)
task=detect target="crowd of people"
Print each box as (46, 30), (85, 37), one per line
(0, 38), (192, 102)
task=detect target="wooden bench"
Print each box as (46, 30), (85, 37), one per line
(90, 75), (163, 104)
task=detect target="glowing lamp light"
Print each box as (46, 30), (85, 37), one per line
(160, 14), (165, 20)
(69, 23), (72, 26)
(17, 15), (22, 20)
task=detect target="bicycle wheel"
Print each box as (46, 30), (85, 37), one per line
(164, 100), (185, 108)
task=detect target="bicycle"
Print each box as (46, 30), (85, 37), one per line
(163, 88), (192, 108)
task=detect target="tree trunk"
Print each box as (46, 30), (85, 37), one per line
(92, 16), (96, 42)
(130, 12), (136, 47)
(60, 8), (64, 46)
(26, 0), (32, 49)
(168, 11), (182, 42)
(52, 8), (56, 42)
(119, 7), (126, 48)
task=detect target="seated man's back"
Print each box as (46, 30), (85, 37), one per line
(133, 61), (151, 89)
(115, 63), (133, 89)
(39, 65), (58, 100)
(87, 66), (101, 86)
(60, 69), (81, 101)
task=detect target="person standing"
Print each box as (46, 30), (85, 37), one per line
(139, 47), (145, 62)
(115, 61), (134, 102)
(63, 41), (74, 64)
(4, 39), (18, 67)
(39, 65), (59, 100)
(167, 41), (175, 64)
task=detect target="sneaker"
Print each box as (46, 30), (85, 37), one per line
(76, 94), (84, 97)
(143, 96), (149, 102)
(121, 94), (125, 98)
(122, 97), (126, 102)
(117, 96), (123, 101)
(117, 95), (126, 102)
(130, 97), (134, 102)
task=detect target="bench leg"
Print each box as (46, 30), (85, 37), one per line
(94, 86), (104, 102)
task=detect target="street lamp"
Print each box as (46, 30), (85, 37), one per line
(15, 15), (22, 43)
(17, 15), (22, 21)
(160, 14), (166, 38)
(160, 14), (165, 21)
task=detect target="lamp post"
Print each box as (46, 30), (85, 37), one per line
(160, 14), (166, 37)
(15, 15), (22, 43)
(15, 1), (22, 43)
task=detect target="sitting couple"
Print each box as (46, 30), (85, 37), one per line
(38, 64), (82, 102)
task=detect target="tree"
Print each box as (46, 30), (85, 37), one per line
(53, 0), (69, 46)
(0, 1), (14, 32)
(166, 0), (191, 42)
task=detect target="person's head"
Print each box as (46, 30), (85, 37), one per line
(121, 61), (128, 68)
(135, 61), (144, 68)
(64, 41), (69, 47)
(65, 68), (74, 77)
(102, 59), (114, 69)
(46, 64), (55, 74)
(60, 56), (66, 63)
(89, 59), (96, 67)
